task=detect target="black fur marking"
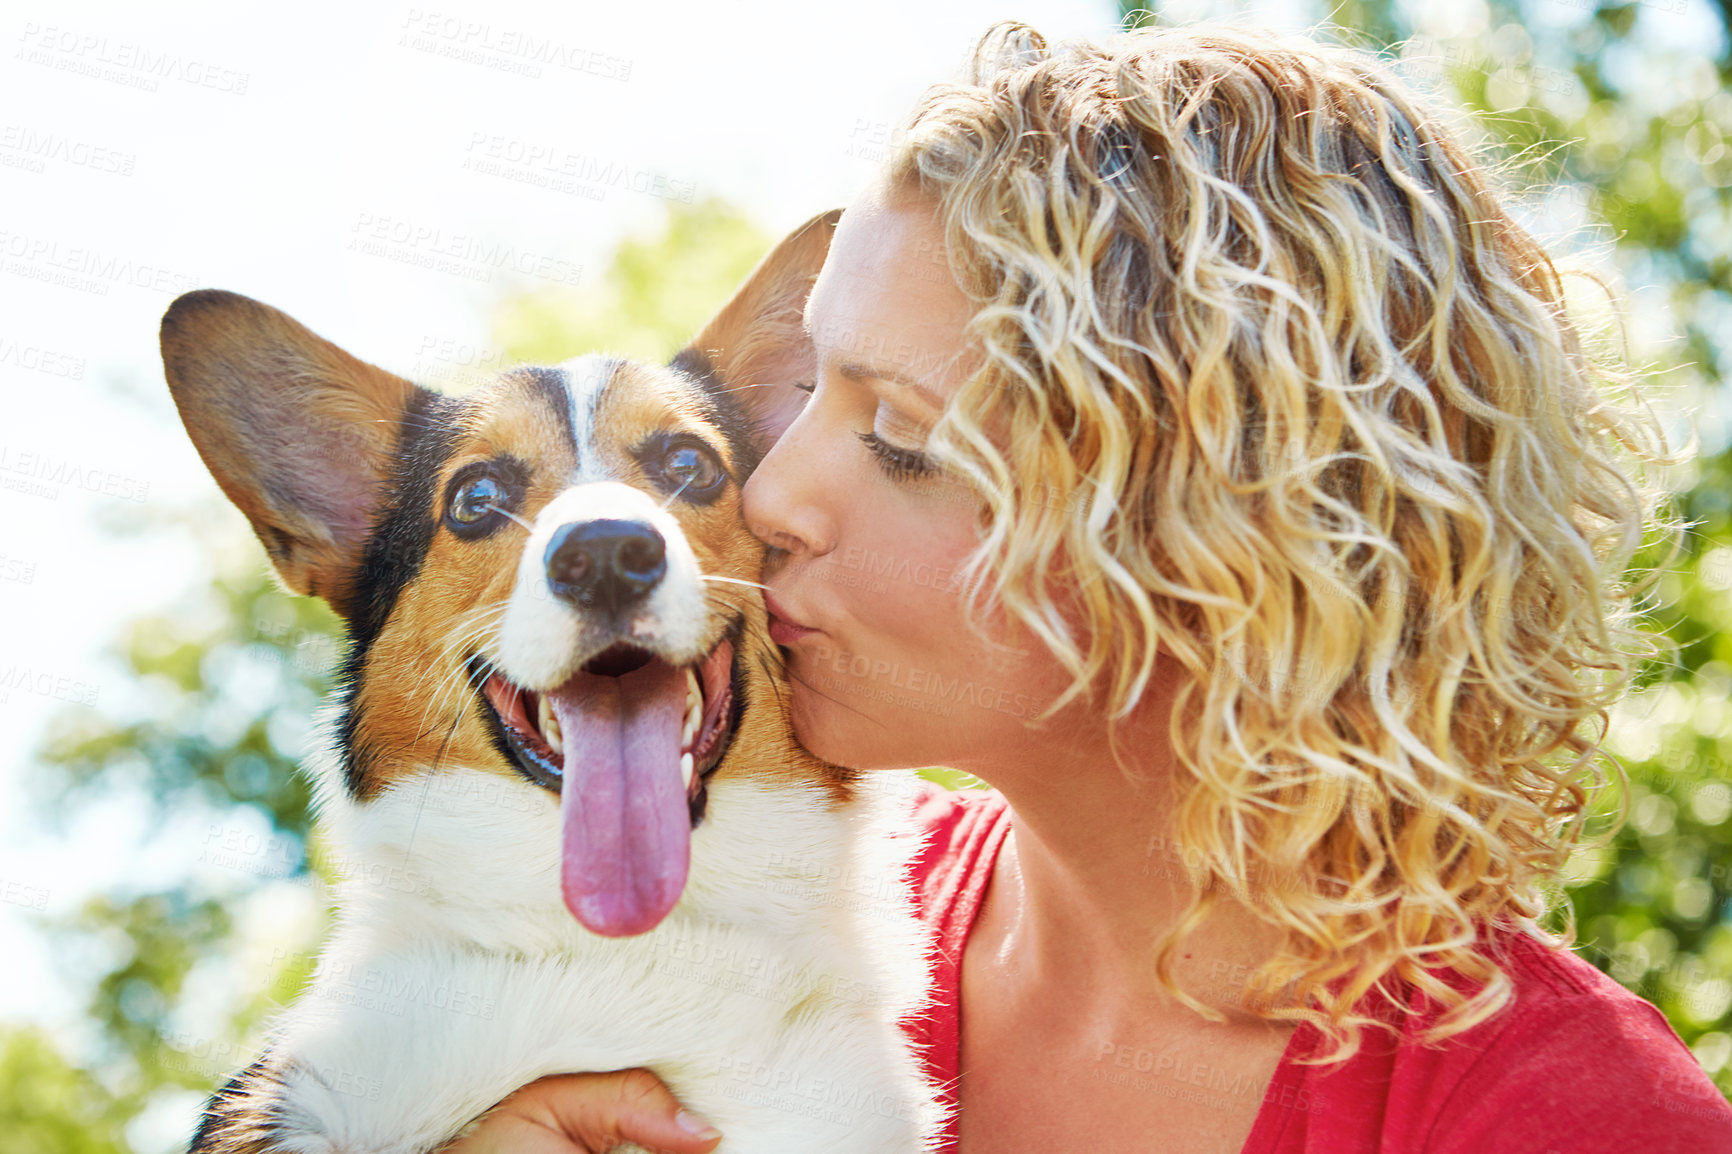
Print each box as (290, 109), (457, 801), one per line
(333, 388), (464, 798)
(513, 366), (578, 456)
(690, 612), (748, 827)
(669, 346), (765, 481)
(187, 1051), (280, 1152)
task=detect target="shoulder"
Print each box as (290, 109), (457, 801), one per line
(1415, 929), (1732, 1153)
(902, 782), (1010, 936)
(908, 780), (1008, 845)
(906, 781), (1009, 882)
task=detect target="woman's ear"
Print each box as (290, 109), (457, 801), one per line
(673, 208), (841, 460)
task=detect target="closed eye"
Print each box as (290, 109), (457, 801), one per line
(858, 431), (937, 481)
(789, 379), (936, 482)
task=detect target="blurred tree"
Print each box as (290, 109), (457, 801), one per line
(0, 1027), (131, 1154)
(4, 511), (338, 1151)
(493, 195), (773, 363)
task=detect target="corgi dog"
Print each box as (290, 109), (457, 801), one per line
(160, 210), (943, 1154)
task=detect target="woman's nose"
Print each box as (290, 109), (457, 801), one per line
(741, 403), (838, 559)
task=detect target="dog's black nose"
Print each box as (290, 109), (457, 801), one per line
(545, 519), (668, 612)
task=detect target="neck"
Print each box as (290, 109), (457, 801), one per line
(960, 669), (1296, 1028)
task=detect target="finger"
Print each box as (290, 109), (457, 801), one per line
(437, 1109), (593, 1154)
(542, 1069), (724, 1154)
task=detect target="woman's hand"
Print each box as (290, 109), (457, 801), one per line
(437, 1069), (723, 1154)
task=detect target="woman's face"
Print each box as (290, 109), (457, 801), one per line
(740, 184), (1079, 774)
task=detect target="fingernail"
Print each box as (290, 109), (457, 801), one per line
(675, 1109), (722, 1140)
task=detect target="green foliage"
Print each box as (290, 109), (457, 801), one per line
(493, 196), (772, 364)
(10, 513), (343, 1149)
(1401, 0), (1732, 1094)
(34, 558), (328, 835)
(0, 1027), (132, 1154)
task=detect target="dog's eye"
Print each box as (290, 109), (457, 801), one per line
(451, 476), (504, 523)
(658, 442), (726, 503)
(444, 462), (523, 539)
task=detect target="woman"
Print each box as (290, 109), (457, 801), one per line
(446, 22), (1731, 1153)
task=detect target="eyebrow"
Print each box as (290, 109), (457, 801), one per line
(834, 360), (947, 410)
(802, 305), (949, 408)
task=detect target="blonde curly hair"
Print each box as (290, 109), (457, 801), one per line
(886, 20), (1687, 1064)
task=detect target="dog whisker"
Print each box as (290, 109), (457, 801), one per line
(413, 649), (485, 744)
(483, 503), (534, 532)
(426, 658), (495, 774)
(699, 575), (770, 591)
(425, 602), (508, 672)
(416, 646), (494, 752)
(659, 475), (693, 511)
(414, 603), (510, 740)
(164, 270), (944, 1148)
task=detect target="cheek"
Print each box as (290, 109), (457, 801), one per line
(843, 495), (979, 641)
(789, 490), (1016, 763)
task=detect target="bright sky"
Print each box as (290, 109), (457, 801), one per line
(0, 0), (1715, 1145)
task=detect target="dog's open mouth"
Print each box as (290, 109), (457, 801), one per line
(474, 639), (737, 937)
(480, 641), (736, 812)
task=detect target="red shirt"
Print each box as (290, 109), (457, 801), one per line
(902, 785), (1732, 1153)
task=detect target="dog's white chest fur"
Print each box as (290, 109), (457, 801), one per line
(256, 740), (942, 1154)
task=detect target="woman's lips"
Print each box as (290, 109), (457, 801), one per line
(764, 592), (818, 645)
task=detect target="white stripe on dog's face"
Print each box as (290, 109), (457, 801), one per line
(564, 354), (614, 486)
(496, 478), (711, 690)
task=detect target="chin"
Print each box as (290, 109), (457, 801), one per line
(788, 693), (927, 774)
(788, 694), (853, 766)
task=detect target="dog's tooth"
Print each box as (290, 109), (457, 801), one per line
(539, 697), (563, 749)
(680, 750), (694, 789)
(682, 668), (703, 747)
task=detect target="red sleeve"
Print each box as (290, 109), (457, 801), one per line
(1418, 951), (1732, 1153)
(898, 783), (1011, 1154)
(1244, 931), (1732, 1153)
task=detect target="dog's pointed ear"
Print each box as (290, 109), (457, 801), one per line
(675, 208), (841, 458)
(160, 289), (429, 619)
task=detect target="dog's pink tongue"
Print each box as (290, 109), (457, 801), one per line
(547, 659), (689, 937)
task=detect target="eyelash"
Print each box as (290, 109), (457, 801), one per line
(791, 381), (937, 482)
(857, 431), (937, 481)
